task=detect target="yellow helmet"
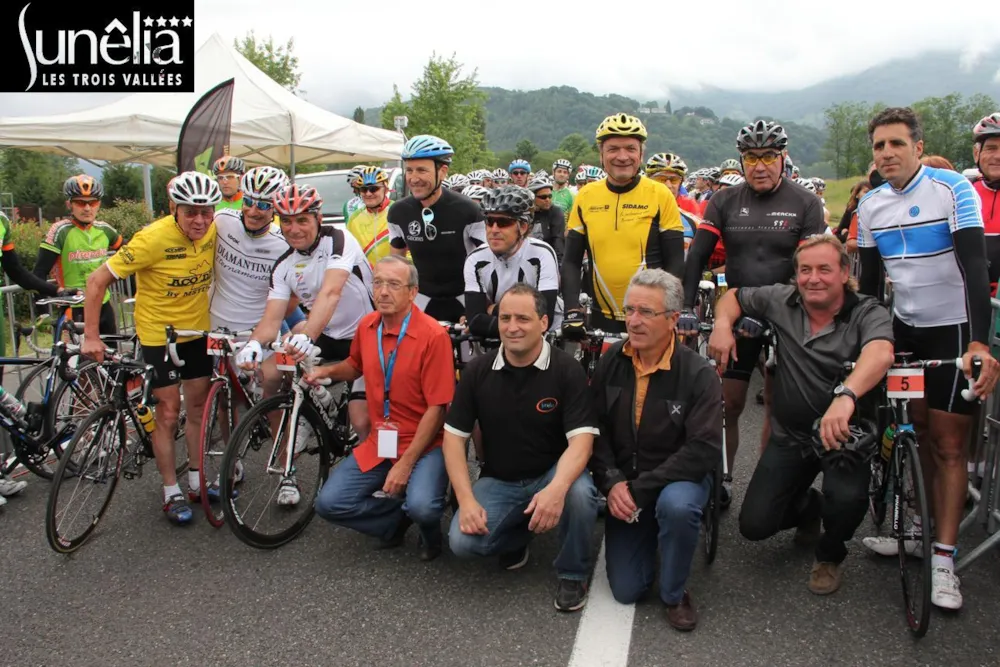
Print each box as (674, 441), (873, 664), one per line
(596, 113), (648, 143)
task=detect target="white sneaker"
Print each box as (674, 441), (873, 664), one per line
(931, 567), (963, 609)
(0, 477), (27, 497)
(862, 535), (924, 557)
(277, 476), (300, 506)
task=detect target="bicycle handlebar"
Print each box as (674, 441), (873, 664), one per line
(842, 356), (982, 402)
(36, 295), (85, 307)
(164, 326), (254, 366)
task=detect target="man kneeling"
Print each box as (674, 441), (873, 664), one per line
(443, 283), (600, 612)
(589, 269), (722, 632)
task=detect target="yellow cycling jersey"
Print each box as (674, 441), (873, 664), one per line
(346, 200), (393, 267)
(566, 176), (683, 320)
(106, 215), (216, 346)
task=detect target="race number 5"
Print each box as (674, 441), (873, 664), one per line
(886, 368), (925, 399)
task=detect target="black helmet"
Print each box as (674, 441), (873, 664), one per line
(737, 120), (789, 152)
(809, 419), (879, 470)
(63, 174), (103, 200)
(480, 185), (534, 223)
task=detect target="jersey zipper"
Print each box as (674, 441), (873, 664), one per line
(615, 192), (621, 231)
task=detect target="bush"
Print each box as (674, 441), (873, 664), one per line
(7, 219), (47, 271)
(100, 199), (154, 242)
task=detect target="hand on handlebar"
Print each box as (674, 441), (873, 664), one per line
(735, 316), (767, 338)
(560, 309), (587, 341)
(81, 335), (107, 364)
(236, 340), (263, 371)
(676, 310), (700, 337)
(283, 333), (318, 363)
(961, 344), (998, 399)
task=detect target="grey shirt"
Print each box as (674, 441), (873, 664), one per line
(736, 284), (894, 443)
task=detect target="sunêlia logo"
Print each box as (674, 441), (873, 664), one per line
(7, 1), (194, 93)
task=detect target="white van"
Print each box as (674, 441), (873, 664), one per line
(296, 165), (404, 225)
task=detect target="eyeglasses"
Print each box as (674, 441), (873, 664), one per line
(71, 199), (100, 207)
(372, 279), (411, 292)
(360, 186), (382, 194)
(216, 174), (239, 182)
(486, 217), (519, 228)
(623, 305), (671, 319)
(421, 207), (438, 241)
(535, 194), (552, 200)
(741, 152), (782, 167)
(244, 196), (274, 211)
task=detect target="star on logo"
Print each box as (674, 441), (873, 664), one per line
(169, 16), (179, 27)
(143, 16), (153, 27)
(182, 16), (193, 27)
(156, 16), (166, 27)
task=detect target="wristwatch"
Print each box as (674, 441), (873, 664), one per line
(833, 384), (857, 404)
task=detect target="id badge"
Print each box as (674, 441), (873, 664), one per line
(376, 421), (399, 459)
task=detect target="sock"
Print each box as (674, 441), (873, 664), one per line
(931, 543), (955, 571)
(188, 469), (200, 491)
(164, 484), (182, 503)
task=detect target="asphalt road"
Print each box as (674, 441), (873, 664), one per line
(3, 373), (999, 667)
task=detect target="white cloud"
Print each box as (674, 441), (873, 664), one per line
(1, 0), (998, 118)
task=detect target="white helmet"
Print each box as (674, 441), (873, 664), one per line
(169, 171), (222, 206)
(719, 173), (745, 188)
(241, 166), (289, 200)
(462, 184), (491, 201)
(450, 174), (470, 190)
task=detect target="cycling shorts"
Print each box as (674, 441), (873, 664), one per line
(71, 301), (118, 336)
(415, 293), (464, 323)
(892, 318), (975, 415)
(142, 337), (213, 389)
(315, 334), (365, 401)
(724, 335), (775, 382)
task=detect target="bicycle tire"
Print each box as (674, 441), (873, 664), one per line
(895, 432), (932, 638)
(198, 379), (231, 528)
(703, 464), (722, 564)
(45, 360), (108, 441)
(10, 360), (60, 478)
(220, 392), (334, 549)
(45, 404), (125, 554)
(868, 456), (888, 528)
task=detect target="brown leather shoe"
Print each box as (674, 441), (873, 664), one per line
(808, 560), (843, 595)
(665, 591), (698, 631)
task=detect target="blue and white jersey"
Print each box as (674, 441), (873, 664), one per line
(857, 165), (984, 327)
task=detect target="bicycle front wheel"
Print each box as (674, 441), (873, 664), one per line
(894, 432), (932, 638)
(220, 392), (335, 549)
(198, 379), (232, 528)
(45, 403), (126, 554)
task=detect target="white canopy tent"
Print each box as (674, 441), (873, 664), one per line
(0, 32), (404, 175)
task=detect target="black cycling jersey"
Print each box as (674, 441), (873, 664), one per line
(387, 187), (486, 299)
(683, 178), (827, 308)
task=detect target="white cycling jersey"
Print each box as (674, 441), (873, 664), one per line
(463, 237), (559, 303)
(211, 210), (289, 331)
(268, 225), (375, 340)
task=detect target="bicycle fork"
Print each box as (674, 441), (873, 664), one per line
(267, 386), (304, 478)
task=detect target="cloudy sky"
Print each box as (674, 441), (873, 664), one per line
(2, 0), (999, 118)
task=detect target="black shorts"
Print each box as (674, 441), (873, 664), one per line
(723, 335), (774, 382)
(315, 335), (366, 401)
(892, 318), (976, 415)
(71, 301), (117, 335)
(141, 337), (213, 389)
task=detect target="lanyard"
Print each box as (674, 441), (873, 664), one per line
(377, 311), (412, 420)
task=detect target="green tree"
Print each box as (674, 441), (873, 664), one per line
(557, 133), (592, 164)
(233, 31), (301, 91)
(378, 53), (489, 173)
(0, 149), (76, 221)
(353, 106), (365, 123)
(515, 139), (539, 163)
(822, 101), (879, 178)
(665, 100), (672, 114)
(100, 163), (143, 207)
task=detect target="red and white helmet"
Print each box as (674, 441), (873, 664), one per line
(273, 184), (323, 216)
(973, 113), (1000, 142)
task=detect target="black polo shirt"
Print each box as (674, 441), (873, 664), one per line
(736, 284), (894, 443)
(444, 341), (599, 482)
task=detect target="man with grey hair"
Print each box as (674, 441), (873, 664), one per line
(589, 268), (722, 632)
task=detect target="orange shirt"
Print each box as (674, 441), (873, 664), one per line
(348, 305), (456, 472)
(623, 337), (674, 428)
(848, 210), (859, 242)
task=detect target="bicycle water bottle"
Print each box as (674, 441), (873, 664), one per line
(135, 404), (156, 434)
(716, 273), (728, 302)
(311, 385), (335, 412)
(880, 424), (896, 463)
(0, 386), (28, 425)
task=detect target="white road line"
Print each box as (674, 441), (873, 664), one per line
(567, 537), (636, 667)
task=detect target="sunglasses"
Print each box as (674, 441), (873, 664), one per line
(421, 207), (438, 241)
(511, 170), (528, 176)
(244, 196), (274, 211)
(486, 216), (519, 228)
(216, 174), (239, 182)
(360, 186), (383, 194)
(742, 153), (782, 167)
(535, 194), (552, 200)
(71, 199), (100, 207)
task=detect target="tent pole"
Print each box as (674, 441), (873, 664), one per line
(289, 144), (296, 182)
(142, 163), (153, 213)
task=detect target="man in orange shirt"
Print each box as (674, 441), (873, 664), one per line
(310, 255), (456, 561)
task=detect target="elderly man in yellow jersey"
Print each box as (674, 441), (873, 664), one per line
(560, 113), (685, 337)
(82, 171), (221, 526)
(213, 156), (246, 212)
(347, 166), (395, 267)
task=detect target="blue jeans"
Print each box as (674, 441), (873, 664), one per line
(448, 466), (599, 580)
(314, 448), (448, 546)
(604, 476), (711, 605)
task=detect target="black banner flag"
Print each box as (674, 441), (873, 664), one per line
(176, 78), (235, 175)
